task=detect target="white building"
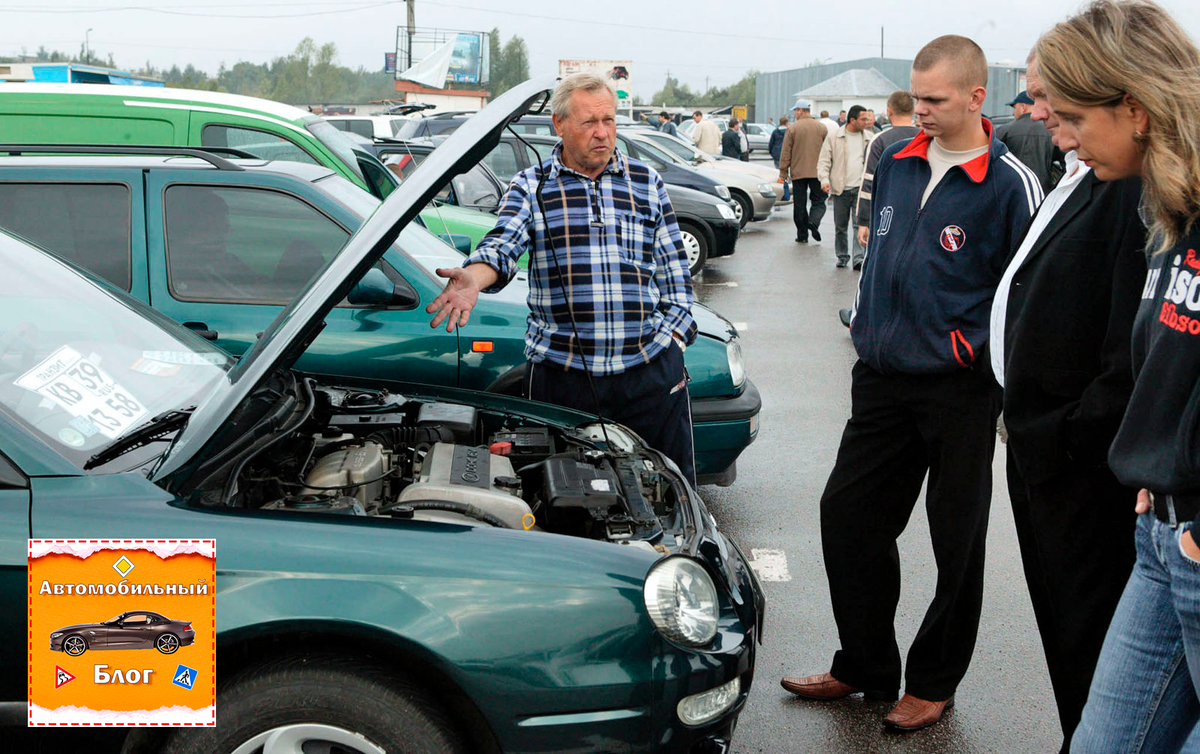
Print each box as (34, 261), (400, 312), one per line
(794, 68), (902, 121)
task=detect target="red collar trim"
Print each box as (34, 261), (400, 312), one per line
(893, 118), (994, 184)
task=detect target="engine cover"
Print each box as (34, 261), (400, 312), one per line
(302, 443), (388, 507)
(399, 443), (533, 529)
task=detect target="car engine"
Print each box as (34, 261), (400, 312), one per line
(227, 384), (686, 547)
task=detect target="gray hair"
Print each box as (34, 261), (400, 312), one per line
(550, 73), (617, 120)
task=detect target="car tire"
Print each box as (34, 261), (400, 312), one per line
(729, 191), (753, 229)
(63, 634), (87, 657)
(161, 656), (465, 754)
(677, 221), (709, 277)
(156, 633), (180, 654)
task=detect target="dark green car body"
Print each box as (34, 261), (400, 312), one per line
(0, 154), (759, 485)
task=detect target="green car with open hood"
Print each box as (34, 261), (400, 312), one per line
(0, 78), (763, 753)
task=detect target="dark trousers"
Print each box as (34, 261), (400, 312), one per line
(832, 188), (863, 265)
(528, 342), (695, 486)
(791, 178), (827, 241)
(821, 360), (1001, 701)
(1006, 449), (1136, 752)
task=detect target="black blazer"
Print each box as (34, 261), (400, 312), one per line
(1001, 173), (1146, 486)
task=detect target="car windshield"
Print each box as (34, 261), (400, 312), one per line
(0, 232), (232, 468)
(644, 133), (703, 163)
(632, 137), (688, 167)
(450, 165), (499, 210)
(316, 176), (469, 280)
(306, 119), (368, 182)
(104, 613), (124, 624)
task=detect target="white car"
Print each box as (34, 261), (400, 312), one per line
(636, 129), (781, 183)
(622, 130), (777, 228)
(322, 114), (412, 140)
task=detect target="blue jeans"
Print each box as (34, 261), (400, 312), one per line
(1072, 513), (1200, 752)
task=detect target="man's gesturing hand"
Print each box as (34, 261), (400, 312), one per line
(427, 266), (482, 332)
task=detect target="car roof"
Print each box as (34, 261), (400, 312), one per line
(0, 83), (316, 124)
(0, 153), (338, 182)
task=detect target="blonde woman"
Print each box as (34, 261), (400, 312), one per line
(1035, 1), (1200, 749)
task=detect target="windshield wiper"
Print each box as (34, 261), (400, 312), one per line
(84, 407), (195, 470)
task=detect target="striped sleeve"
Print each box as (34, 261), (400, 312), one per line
(464, 171), (535, 292)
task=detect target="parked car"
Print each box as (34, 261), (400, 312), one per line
(393, 110), (482, 140)
(635, 129), (780, 183)
(323, 114), (413, 140)
(0, 79), (763, 752)
(743, 123), (773, 153)
(679, 117), (729, 142)
(51, 611), (195, 656)
(0, 147), (758, 484)
(621, 129), (777, 228)
(488, 133), (741, 274)
(0, 83), (399, 200)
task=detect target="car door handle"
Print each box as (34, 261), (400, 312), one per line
(183, 322), (218, 341)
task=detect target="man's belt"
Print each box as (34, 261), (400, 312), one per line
(1150, 491), (1200, 527)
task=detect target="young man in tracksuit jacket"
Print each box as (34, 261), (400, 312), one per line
(780, 35), (1041, 731)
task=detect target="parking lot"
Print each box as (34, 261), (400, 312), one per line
(694, 183), (1060, 752)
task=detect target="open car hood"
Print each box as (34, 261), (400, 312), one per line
(151, 76), (557, 482)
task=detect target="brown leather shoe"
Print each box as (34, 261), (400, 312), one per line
(780, 672), (896, 701)
(883, 693), (955, 731)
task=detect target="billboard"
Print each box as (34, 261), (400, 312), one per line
(558, 60), (632, 108)
(397, 28), (489, 86)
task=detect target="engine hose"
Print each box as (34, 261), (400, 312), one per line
(382, 499), (512, 529)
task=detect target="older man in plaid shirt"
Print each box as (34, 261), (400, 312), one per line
(427, 72), (698, 484)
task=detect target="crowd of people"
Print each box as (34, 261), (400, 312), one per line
(428, 1), (1200, 748)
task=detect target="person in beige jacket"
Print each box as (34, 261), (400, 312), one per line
(778, 98), (830, 243)
(690, 111), (722, 154)
(818, 105), (876, 267)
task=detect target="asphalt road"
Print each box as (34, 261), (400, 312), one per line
(696, 195), (1061, 753)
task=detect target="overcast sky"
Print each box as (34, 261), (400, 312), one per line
(4, 0), (1200, 99)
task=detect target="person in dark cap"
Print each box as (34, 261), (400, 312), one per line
(995, 90), (1064, 194)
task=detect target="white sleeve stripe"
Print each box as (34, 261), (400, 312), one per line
(1002, 153), (1046, 211)
(862, 172), (874, 181)
(1000, 153), (1038, 215)
(859, 190), (872, 199)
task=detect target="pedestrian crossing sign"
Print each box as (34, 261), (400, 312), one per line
(172, 665), (197, 690)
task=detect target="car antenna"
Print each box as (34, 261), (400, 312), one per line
(507, 123), (614, 454)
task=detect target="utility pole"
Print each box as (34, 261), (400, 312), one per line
(880, 27), (884, 58)
(85, 28), (93, 64)
(406, 0), (415, 68)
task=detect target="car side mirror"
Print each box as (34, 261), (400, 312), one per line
(347, 268), (396, 306)
(438, 233), (474, 253)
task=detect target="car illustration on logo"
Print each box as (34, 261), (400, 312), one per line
(49, 611), (195, 656)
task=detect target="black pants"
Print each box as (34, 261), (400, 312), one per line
(791, 178), (827, 241)
(1006, 449), (1136, 752)
(821, 360), (1001, 701)
(528, 343), (695, 486)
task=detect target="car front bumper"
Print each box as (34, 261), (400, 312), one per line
(693, 379), (761, 486)
(708, 218), (740, 258)
(750, 191), (777, 221)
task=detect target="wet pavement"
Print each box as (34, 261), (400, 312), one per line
(696, 200), (1061, 753)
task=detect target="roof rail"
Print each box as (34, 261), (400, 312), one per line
(0, 144), (247, 171)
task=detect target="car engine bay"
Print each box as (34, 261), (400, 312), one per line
(204, 382), (692, 549)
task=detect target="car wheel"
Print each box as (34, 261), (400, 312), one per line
(677, 221), (709, 277)
(730, 191), (752, 229)
(161, 656), (465, 754)
(156, 633), (180, 654)
(63, 635), (87, 657)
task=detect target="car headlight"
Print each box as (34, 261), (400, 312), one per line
(727, 339), (746, 388)
(50, 632), (62, 639)
(644, 557), (719, 647)
(716, 203), (736, 221)
(714, 185), (731, 200)
(757, 182), (776, 196)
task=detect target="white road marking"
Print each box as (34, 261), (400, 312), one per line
(748, 548), (791, 582)
(732, 322), (748, 331)
(699, 281), (739, 287)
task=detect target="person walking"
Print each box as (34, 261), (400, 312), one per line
(838, 90), (921, 326)
(426, 73), (698, 485)
(778, 98), (829, 243)
(657, 111), (678, 137)
(738, 120), (750, 161)
(1031, 2), (1200, 750)
(818, 105), (876, 268)
(769, 116), (791, 201)
(837, 109), (847, 126)
(722, 117), (743, 159)
(691, 110), (721, 154)
(781, 35), (1041, 731)
(820, 110), (840, 135)
(991, 50), (1145, 752)
(995, 90), (1065, 195)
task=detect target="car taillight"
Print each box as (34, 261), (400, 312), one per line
(183, 624), (193, 632)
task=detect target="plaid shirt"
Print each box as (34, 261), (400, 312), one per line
(465, 144), (696, 375)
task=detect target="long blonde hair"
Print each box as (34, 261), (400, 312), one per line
(1035, 0), (1200, 252)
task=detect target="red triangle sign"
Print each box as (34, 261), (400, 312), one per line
(55, 665), (75, 688)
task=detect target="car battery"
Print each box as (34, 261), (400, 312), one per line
(542, 455), (624, 518)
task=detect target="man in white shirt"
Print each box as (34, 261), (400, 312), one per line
(817, 105), (876, 268)
(690, 110), (721, 154)
(989, 53), (1146, 751)
(819, 110), (840, 135)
